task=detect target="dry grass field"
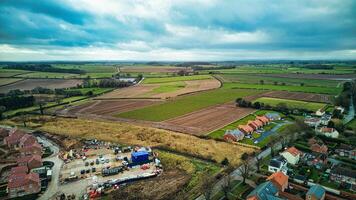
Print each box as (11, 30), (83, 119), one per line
(0, 79), (83, 93)
(97, 79), (220, 99)
(9, 116), (255, 165)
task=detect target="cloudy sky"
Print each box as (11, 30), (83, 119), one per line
(0, 0), (356, 61)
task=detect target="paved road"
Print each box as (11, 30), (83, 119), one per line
(254, 121), (292, 143)
(343, 95), (355, 124)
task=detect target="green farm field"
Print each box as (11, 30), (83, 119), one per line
(0, 78), (23, 86)
(116, 87), (262, 121)
(253, 97), (327, 111)
(142, 75), (212, 84)
(216, 74), (342, 87)
(0, 69), (30, 77)
(229, 83), (340, 95)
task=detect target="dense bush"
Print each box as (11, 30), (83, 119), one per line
(0, 95), (35, 110)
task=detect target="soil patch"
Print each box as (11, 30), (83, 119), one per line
(109, 169), (190, 200)
(164, 102), (255, 135)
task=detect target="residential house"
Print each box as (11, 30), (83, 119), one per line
(238, 124), (254, 135)
(315, 109), (325, 117)
(305, 154), (327, 170)
(10, 166), (28, 176)
(306, 184), (325, 200)
(335, 144), (356, 160)
(317, 127), (339, 138)
(304, 117), (321, 127)
(267, 171), (289, 192)
(320, 115), (331, 126)
(20, 142), (43, 156)
(310, 143), (328, 154)
(248, 120), (263, 130)
(17, 155), (42, 170)
(256, 115), (270, 125)
(3, 129), (25, 148)
(19, 134), (37, 148)
(268, 157), (288, 175)
(223, 129), (244, 142)
(280, 146), (302, 165)
(265, 113), (281, 121)
(330, 166), (356, 186)
(7, 172), (41, 198)
(309, 138), (328, 154)
(247, 181), (282, 200)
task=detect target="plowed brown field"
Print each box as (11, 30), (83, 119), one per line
(67, 99), (161, 115)
(244, 90), (331, 103)
(163, 102), (255, 135)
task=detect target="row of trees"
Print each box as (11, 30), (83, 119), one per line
(4, 64), (84, 74)
(235, 98), (313, 114)
(0, 95), (35, 111)
(259, 80), (305, 86)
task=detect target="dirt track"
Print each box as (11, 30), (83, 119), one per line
(164, 102), (255, 135)
(109, 169), (190, 200)
(244, 90), (331, 103)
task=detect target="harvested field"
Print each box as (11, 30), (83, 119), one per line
(164, 102), (255, 135)
(97, 79), (221, 99)
(259, 73), (356, 80)
(0, 79), (83, 94)
(109, 169), (190, 200)
(244, 90), (332, 103)
(10, 116), (255, 165)
(67, 99), (161, 115)
(120, 66), (193, 73)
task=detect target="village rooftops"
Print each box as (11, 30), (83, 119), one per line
(256, 115), (269, 124)
(267, 172), (288, 192)
(247, 181), (282, 200)
(331, 166), (356, 179)
(19, 134), (37, 147)
(284, 147), (302, 157)
(306, 185), (325, 200)
(10, 166), (28, 175)
(238, 124), (254, 134)
(8, 172), (40, 190)
(4, 129), (25, 146)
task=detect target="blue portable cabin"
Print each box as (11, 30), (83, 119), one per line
(131, 151), (149, 163)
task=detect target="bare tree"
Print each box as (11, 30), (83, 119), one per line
(238, 160), (251, 184)
(221, 173), (233, 199)
(256, 156), (262, 173)
(201, 175), (215, 200)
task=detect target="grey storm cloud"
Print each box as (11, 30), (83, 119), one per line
(0, 0), (356, 60)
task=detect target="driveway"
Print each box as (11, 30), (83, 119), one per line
(254, 121), (292, 143)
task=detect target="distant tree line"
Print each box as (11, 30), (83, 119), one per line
(4, 64), (85, 74)
(300, 64), (334, 70)
(0, 95), (34, 111)
(235, 98), (313, 114)
(192, 66), (235, 71)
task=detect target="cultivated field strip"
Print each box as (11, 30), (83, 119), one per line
(244, 90), (332, 103)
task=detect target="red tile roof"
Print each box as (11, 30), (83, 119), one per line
(321, 127), (335, 133)
(238, 124), (254, 133)
(267, 171), (289, 188)
(20, 142), (42, 154)
(256, 116), (269, 124)
(284, 147), (301, 157)
(10, 166), (28, 175)
(8, 172), (40, 189)
(4, 129), (25, 145)
(19, 134), (37, 147)
(17, 155), (42, 165)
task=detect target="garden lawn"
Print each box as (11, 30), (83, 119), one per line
(253, 97), (326, 112)
(229, 83), (341, 95)
(116, 88), (261, 121)
(142, 75), (212, 84)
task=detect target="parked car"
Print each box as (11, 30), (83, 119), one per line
(92, 168), (96, 173)
(90, 161), (94, 166)
(86, 169), (90, 173)
(80, 170), (85, 174)
(96, 159), (100, 165)
(85, 162), (89, 166)
(105, 159), (110, 163)
(116, 156), (124, 161)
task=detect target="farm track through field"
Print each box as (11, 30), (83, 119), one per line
(243, 90), (331, 103)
